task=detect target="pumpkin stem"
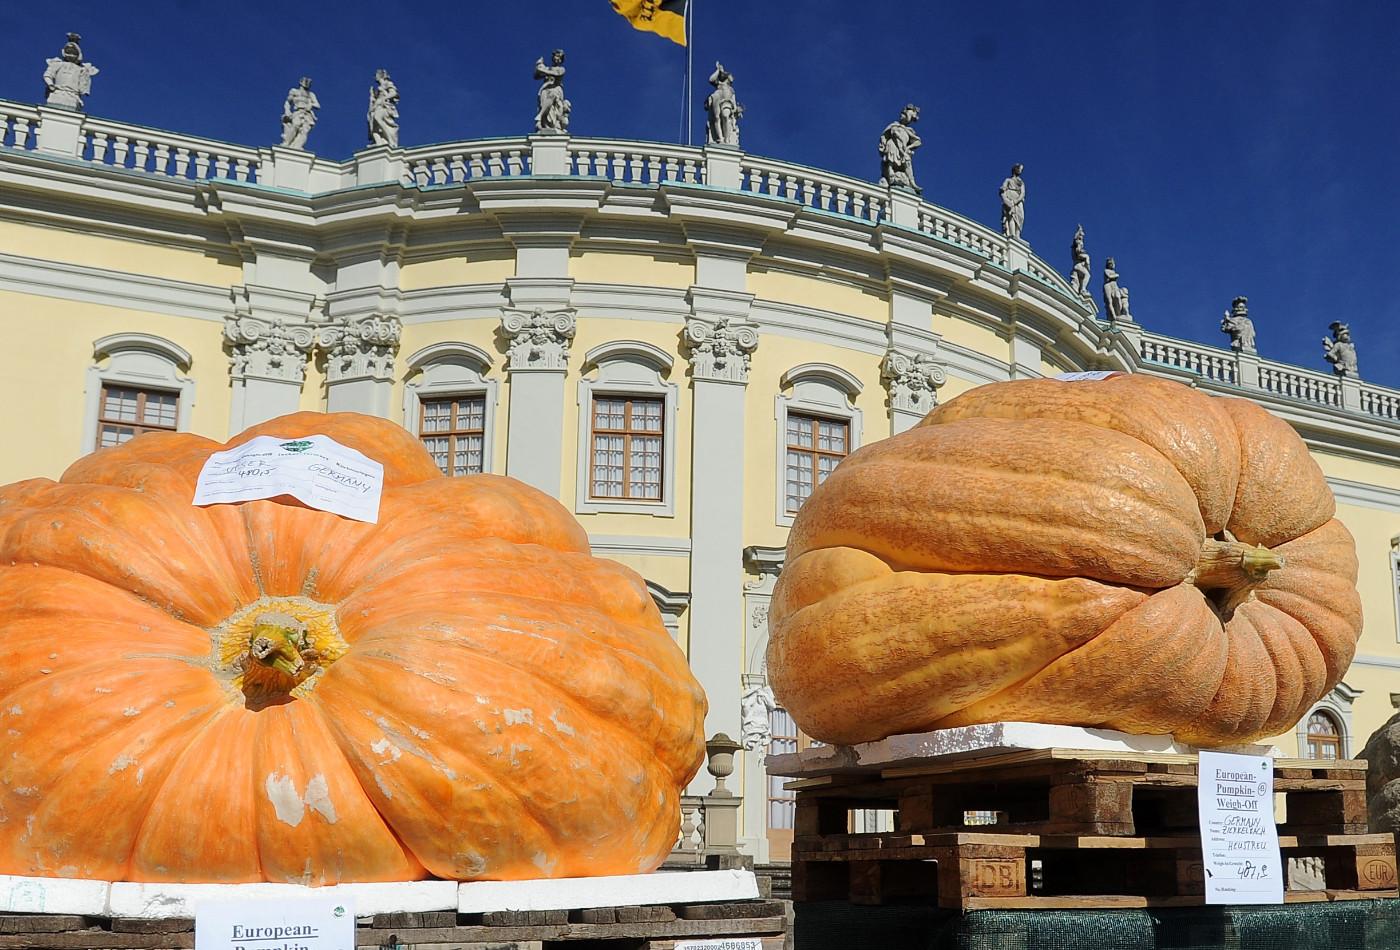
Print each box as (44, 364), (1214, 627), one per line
(1189, 538), (1285, 594)
(244, 612), (319, 680)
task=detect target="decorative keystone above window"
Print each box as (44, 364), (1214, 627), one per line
(881, 347), (946, 414)
(501, 306), (577, 371)
(223, 315), (315, 384)
(318, 314), (402, 383)
(684, 315), (758, 383)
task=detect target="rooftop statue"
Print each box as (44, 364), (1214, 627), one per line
(704, 62), (743, 147)
(1000, 163), (1025, 240)
(534, 49), (571, 133)
(1102, 257), (1132, 323)
(878, 104), (922, 193)
(367, 69), (400, 148)
(1220, 296), (1256, 354)
(1069, 224), (1091, 298)
(279, 77), (320, 150)
(42, 32), (98, 111)
(1323, 321), (1359, 378)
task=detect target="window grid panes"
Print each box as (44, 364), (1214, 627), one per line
(767, 706), (800, 831)
(1306, 710), (1343, 760)
(785, 412), (849, 513)
(96, 385), (178, 449)
(590, 396), (664, 501)
(419, 395), (487, 477)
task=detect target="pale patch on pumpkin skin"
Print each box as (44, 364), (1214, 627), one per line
(7, 705), (20, 715)
(549, 710), (575, 736)
(503, 708), (533, 726)
(265, 772), (306, 828)
(303, 774), (337, 824)
(370, 737), (402, 764)
(122, 707), (140, 717)
(109, 754), (137, 774)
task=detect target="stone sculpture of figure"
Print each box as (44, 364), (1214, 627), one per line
(1102, 257), (1131, 323)
(533, 49), (571, 133)
(367, 69), (400, 148)
(42, 32), (98, 111)
(704, 62), (743, 147)
(280, 77), (320, 150)
(1323, 321), (1359, 378)
(1000, 163), (1025, 240)
(739, 680), (777, 752)
(878, 104), (922, 193)
(1069, 224), (1091, 297)
(1220, 296), (1256, 353)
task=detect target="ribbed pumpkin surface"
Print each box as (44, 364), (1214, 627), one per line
(768, 374), (1362, 746)
(0, 412), (706, 884)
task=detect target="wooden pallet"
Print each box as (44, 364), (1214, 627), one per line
(792, 830), (1398, 910)
(792, 750), (1368, 838)
(0, 902), (788, 949)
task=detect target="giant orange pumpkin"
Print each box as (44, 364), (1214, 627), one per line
(768, 374), (1363, 747)
(0, 412), (706, 884)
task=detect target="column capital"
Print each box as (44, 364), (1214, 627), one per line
(501, 306), (577, 372)
(684, 314), (758, 384)
(223, 314), (314, 384)
(881, 346), (946, 415)
(317, 314), (402, 383)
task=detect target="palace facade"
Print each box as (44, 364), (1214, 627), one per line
(2, 94), (1399, 865)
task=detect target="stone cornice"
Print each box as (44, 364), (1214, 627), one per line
(0, 251), (231, 321)
(1327, 477), (1400, 512)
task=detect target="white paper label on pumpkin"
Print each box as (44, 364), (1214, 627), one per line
(1054, 371), (1122, 381)
(193, 435), (384, 523)
(1196, 750), (1283, 905)
(674, 940), (763, 950)
(195, 895), (354, 950)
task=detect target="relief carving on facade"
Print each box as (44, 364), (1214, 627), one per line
(317, 314), (402, 382)
(740, 675), (776, 753)
(684, 315), (759, 383)
(501, 306), (577, 371)
(223, 315), (315, 383)
(881, 347), (946, 414)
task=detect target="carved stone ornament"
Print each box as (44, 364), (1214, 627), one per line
(224, 315), (315, 383)
(881, 348), (946, 414)
(367, 69), (400, 148)
(739, 676), (776, 753)
(684, 315), (759, 383)
(317, 314), (402, 382)
(1323, 320), (1359, 378)
(704, 62), (743, 147)
(533, 49), (571, 133)
(500, 307), (577, 371)
(43, 32), (98, 111)
(280, 77), (320, 150)
(1069, 224), (1091, 298)
(878, 104), (922, 194)
(1220, 296), (1257, 354)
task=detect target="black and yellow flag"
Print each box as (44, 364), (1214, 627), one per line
(610, 0), (688, 46)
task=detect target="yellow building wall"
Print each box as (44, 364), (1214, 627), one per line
(0, 219), (240, 286)
(398, 250), (515, 291)
(747, 267), (887, 323)
(570, 250), (693, 289)
(934, 309), (1006, 360)
(0, 290), (227, 482)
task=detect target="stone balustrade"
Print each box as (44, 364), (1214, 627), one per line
(0, 102), (39, 150)
(79, 115), (261, 182)
(403, 138), (532, 185)
(569, 137), (705, 185)
(1140, 332), (1241, 385)
(740, 155), (886, 224)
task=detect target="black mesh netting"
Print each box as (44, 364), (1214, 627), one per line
(793, 899), (1400, 950)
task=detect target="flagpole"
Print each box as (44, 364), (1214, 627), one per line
(685, 0), (694, 146)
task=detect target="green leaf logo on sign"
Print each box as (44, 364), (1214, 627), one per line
(279, 440), (314, 453)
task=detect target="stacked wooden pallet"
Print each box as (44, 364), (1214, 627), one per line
(0, 901), (787, 949)
(787, 748), (1394, 910)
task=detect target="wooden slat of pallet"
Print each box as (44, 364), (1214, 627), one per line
(794, 831), (1396, 855)
(959, 889), (1389, 911)
(354, 915), (787, 944)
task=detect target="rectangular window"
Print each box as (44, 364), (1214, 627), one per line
(419, 395), (487, 477)
(784, 412), (849, 513)
(96, 385), (179, 449)
(590, 395), (664, 501)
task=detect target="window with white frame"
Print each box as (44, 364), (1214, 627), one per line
(774, 363), (863, 526)
(575, 341), (678, 516)
(84, 333), (194, 454)
(1296, 682), (1361, 760)
(402, 342), (499, 476)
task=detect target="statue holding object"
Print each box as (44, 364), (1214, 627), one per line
(1102, 257), (1132, 323)
(43, 32), (98, 111)
(1323, 321), (1359, 378)
(367, 69), (400, 148)
(280, 77), (320, 150)
(1069, 225), (1091, 298)
(879, 104), (922, 193)
(534, 49), (571, 133)
(1000, 163), (1025, 240)
(1220, 296), (1256, 353)
(704, 62), (743, 147)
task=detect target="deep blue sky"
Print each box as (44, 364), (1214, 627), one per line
(2, 1), (1396, 386)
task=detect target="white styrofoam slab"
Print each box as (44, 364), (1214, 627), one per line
(457, 869), (759, 913)
(766, 721), (1277, 778)
(108, 879), (458, 919)
(0, 875), (110, 915)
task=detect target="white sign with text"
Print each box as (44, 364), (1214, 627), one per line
(195, 895), (355, 950)
(193, 435), (384, 523)
(1196, 750), (1284, 904)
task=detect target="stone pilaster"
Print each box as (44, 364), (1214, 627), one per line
(683, 313), (759, 384)
(881, 346), (946, 432)
(318, 314), (402, 415)
(224, 313), (314, 431)
(501, 300), (576, 497)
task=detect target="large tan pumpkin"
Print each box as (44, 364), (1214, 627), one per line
(0, 412), (706, 884)
(768, 374), (1363, 746)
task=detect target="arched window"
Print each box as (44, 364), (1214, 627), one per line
(84, 333), (194, 453)
(575, 341), (678, 516)
(774, 363), (863, 526)
(1305, 710), (1343, 760)
(402, 342), (499, 476)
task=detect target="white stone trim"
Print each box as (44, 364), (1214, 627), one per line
(773, 365), (864, 527)
(82, 332), (195, 455)
(401, 341), (500, 475)
(1392, 535), (1400, 644)
(574, 340), (679, 516)
(0, 252), (231, 322)
(1294, 682), (1362, 759)
(588, 534), (691, 557)
(1328, 477), (1400, 512)
(645, 580), (690, 640)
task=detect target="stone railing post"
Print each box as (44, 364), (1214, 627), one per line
(1341, 376), (1363, 412)
(354, 143), (406, 186)
(529, 132), (570, 175)
(34, 106), (84, 157)
(704, 144), (743, 189)
(885, 187), (920, 228)
(1236, 351), (1261, 389)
